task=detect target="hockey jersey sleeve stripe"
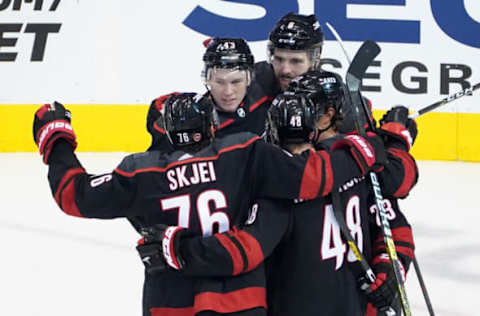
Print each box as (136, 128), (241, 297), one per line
(54, 167), (86, 217)
(215, 233), (245, 276)
(319, 151), (334, 196)
(388, 148), (418, 197)
(228, 229), (264, 273)
(150, 306), (195, 316)
(56, 168), (87, 218)
(249, 96), (270, 112)
(114, 136), (261, 177)
(373, 226), (415, 262)
(299, 150), (333, 200)
(193, 287), (266, 314)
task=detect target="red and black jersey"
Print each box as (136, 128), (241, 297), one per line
(46, 133), (365, 315)
(48, 132), (365, 220)
(175, 187), (414, 316)
(177, 178), (374, 316)
(147, 84), (272, 152)
(213, 83), (272, 140)
(315, 135), (418, 199)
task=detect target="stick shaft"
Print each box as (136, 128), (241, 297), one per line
(410, 82), (480, 119)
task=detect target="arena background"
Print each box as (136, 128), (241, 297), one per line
(2, 1), (479, 161)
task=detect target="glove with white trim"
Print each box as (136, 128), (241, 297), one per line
(362, 253), (406, 311)
(136, 224), (186, 273)
(33, 101), (77, 164)
(331, 133), (387, 174)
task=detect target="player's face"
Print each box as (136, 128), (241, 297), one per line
(207, 68), (249, 113)
(272, 49), (312, 91)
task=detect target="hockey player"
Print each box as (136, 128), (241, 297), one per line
(135, 72), (417, 316)
(33, 93), (385, 316)
(147, 37), (272, 151)
(254, 12), (324, 97)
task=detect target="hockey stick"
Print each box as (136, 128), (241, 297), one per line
(328, 39), (385, 288)
(409, 82), (480, 119)
(323, 25), (379, 286)
(413, 256), (436, 316)
(326, 22), (352, 64)
(331, 184), (376, 283)
(327, 23), (437, 316)
(346, 40), (412, 316)
(327, 21), (478, 121)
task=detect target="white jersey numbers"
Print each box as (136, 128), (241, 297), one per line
(321, 195), (363, 270)
(89, 174), (112, 187)
(369, 199), (396, 226)
(160, 190), (229, 237)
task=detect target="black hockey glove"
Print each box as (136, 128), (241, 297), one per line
(146, 93), (178, 151)
(379, 105), (417, 151)
(136, 224), (186, 274)
(362, 253), (406, 311)
(331, 133), (387, 175)
(33, 101), (77, 164)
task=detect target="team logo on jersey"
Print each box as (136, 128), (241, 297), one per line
(193, 133), (202, 142)
(237, 107), (246, 118)
(245, 203), (258, 225)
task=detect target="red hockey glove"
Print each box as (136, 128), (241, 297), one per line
(136, 224), (186, 274)
(379, 106), (417, 151)
(331, 133), (386, 175)
(362, 253), (406, 311)
(33, 101), (77, 164)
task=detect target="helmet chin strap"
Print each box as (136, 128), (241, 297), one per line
(311, 121), (333, 144)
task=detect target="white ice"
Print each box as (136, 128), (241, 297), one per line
(1, 153), (479, 316)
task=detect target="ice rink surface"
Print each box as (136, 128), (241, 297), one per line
(1, 153), (479, 316)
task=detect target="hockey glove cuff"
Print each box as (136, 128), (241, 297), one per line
(33, 102), (77, 164)
(379, 106), (417, 150)
(331, 134), (386, 174)
(363, 253), (406, 310)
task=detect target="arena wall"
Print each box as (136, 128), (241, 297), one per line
(2, 1), (479, 160)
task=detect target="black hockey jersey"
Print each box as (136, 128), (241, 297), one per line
(147, 83), (272, 152)
(176, 185), (414, 316)
(46, 132), (368, 315)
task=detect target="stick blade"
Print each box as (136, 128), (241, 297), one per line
(346, 40), (381, 90)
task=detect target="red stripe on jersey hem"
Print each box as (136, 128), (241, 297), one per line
(57, 168), (86, 217)
(394, 245), (415, 259)
(150, 307), (195, 316)
(194, 287), (266, 314)
(373, 227), (414, 259)
(249, 96), (269, 112)
(388, 148), (417, 197)
(230, 229), (264, 273)
(218, 119), (235, 130)
(392, 226), (415, 245)
(215, 233), (244, 275)
(299, 150), (324, 200)
(115, 136), (261, 177)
